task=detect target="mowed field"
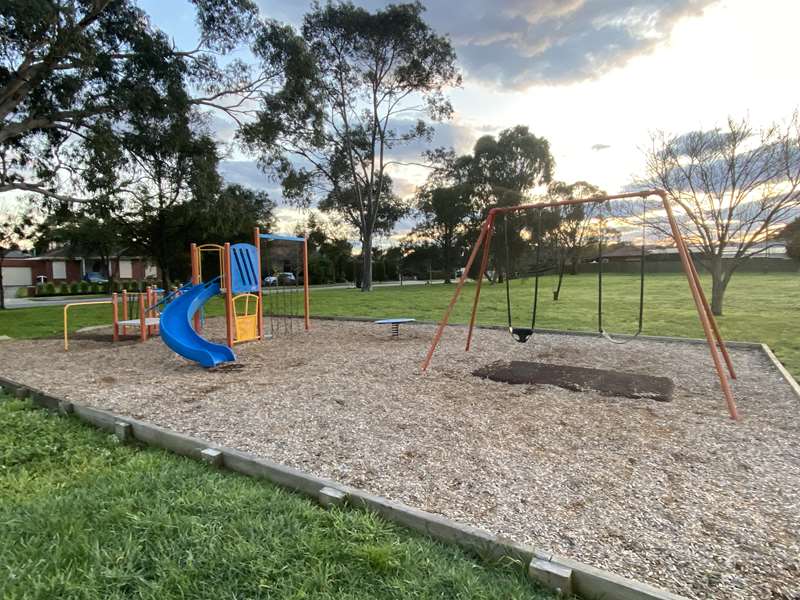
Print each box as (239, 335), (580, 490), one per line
(1, 272), (797, 377)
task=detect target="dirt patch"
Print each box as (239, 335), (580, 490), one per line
(474, 360), (674, 401)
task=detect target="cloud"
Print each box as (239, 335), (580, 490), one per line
(219, 160), (279, 194)
(255, 0), (717, 88)
(592, 143), (611, 151)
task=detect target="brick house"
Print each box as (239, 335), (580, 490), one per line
(1, 246), (159, 297)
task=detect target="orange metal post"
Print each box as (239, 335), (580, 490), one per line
(224, 242), (235, 348)
(677, 233), (736, 379)
(303, 236), (310, 331)
(139, 293), (147, 342)
(112, 293), (119, 342)
(465, 213), (497, 351)
(122, 290), (129, 335)
(190, 242), (201, 332)
(421, 219), (490, 371)
(660, 192), (739, 420)
(254, 227), (264, 340)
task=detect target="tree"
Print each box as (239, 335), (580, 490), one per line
(0, 203), (34, 309)
(35, 207), (127, 284)
(242, 1), (460, 291)
(781, 217), (800, 261)
(1, 0), (282, 204)
(414, 155), (473, 284)
(544, 181), (604, 299)
(639, 115), (800, 314)
(462, 126), (555, 281)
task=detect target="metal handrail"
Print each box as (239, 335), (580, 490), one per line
(63, 300), (114, 351)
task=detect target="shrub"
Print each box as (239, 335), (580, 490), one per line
(59, 282), (69, 295)
(14, 287), (28, 298)
(35, 283), (45, 296)
(90, 283), (100, 293)
(69, 281), (79, 294)
(127, 280), (139, 293)
(79, 281), (90, 292)
(44, 282), (56, 295)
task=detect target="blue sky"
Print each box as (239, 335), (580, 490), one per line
(125, 0), (800, 236)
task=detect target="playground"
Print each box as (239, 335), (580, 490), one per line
(0, 316), (798, 599)
(2, 193), (799, 600)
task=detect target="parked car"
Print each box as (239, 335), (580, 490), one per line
(263, 275), (278, 286)
(277, 272), (296, 285)
(83, 272), (108, 284)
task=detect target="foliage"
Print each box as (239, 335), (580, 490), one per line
(637, 114), (800, 314)
(0, 0), (272, 203)
(0, 205), (34, 308)
(242, 1), (460, 291)
(782, 217), (800, 261)
(0, 398), (547, 600)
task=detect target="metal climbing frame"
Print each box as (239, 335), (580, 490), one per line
(420, 189), (740, 421)
(254, 228), (311, 338)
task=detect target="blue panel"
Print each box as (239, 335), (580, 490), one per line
(259, 233), (305, 242)
(230, 243), (260, 293)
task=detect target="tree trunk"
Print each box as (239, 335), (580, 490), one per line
(443, 234), (452, 284)
(708, 255), (728, 316)
(360, 235), (373, 292)
(553, 259), (565, 301)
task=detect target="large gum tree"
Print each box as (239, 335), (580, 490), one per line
(241, 1), (460, 291)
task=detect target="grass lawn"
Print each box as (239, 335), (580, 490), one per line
(0, 272), (797, 377)
(0, 396), (550, 600)
(312, 272), (800, 376)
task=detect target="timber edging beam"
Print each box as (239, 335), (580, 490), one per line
(0, 376), (691, 600)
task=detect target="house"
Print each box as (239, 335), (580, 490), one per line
(1, 245), (159, 297)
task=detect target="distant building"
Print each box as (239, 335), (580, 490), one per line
(1, 245), (159, 297)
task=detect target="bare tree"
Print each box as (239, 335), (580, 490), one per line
(637, 114), (800, 314)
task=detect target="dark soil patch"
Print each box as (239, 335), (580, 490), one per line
(473, 360), (674, 401)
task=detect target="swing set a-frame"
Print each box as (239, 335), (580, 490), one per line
(421, 189), (740, 420)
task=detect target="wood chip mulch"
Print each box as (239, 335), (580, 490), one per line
(1, 318), (798, 600)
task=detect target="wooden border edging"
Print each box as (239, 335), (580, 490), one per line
(760, 343), (800, 400)
(0, 375), (689, 600)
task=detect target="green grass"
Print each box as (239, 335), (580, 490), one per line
(1, 272), (797, 376)
(308, 272), (799, 377)
(0, 396), (551, 600)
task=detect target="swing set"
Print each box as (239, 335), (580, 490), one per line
(421, 189), (741, 420)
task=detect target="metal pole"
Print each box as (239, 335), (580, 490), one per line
(190, 243), (200, 332)
(303, 236), (310, 330)
(224, 242), (234, 348)
(660, 192), (739, 420)
(421, 218), (490, 371)
(254, 227), (264, 340)
(677, 232), (736, 379)
(112, 293), (119, 342)
(465, 212), (496, 351)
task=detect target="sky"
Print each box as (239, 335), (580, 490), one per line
(45, 0), (800, 239)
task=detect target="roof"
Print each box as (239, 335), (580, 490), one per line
(35, 245), (145, 260)
(2, 249), (32, 258)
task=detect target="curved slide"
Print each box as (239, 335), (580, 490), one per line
(159, 278), (236, 368)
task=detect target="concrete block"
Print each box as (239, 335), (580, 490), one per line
(58, 400), (74, 415)
(200, 448), (223, 467)
(318, 486), (347, 508)
(529, 558), (573, 597)
(114, 421), (133, 443)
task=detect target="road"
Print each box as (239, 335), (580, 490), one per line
(2, 280), (446, 309)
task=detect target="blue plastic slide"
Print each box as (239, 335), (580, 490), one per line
(159, 277), (235, 368)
